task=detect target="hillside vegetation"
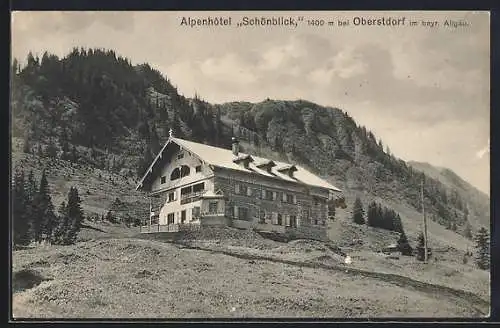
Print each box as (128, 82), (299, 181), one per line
(12, 236), (489, 318)
(11, 48), (489, 238)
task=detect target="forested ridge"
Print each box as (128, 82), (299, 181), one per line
(11, 47), (489, 236)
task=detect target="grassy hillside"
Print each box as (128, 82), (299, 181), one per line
(12, 137), (148, 219)
(12, 235), (489, 318)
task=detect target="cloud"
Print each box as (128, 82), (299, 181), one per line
(200, 53), (258, 85)
(9, 11), (490, 194)
(476, 138), (490, 159)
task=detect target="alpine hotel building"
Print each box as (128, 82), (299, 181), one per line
(136, 132), (346, 240)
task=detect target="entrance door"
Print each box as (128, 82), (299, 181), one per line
(181, 210), (186, 223)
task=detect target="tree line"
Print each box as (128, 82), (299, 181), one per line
(350, 197), (490, 269)
(12, 169), (84, 246)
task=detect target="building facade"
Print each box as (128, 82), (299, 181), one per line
(136, 134), (345, 239)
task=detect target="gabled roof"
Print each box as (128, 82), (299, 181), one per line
(136, 137), (342, 193)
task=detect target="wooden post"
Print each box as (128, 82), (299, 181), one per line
(149, 194), (152, 227)
(421, 178), (428, 263)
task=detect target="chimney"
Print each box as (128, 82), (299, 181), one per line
(232, 137), (239, 156)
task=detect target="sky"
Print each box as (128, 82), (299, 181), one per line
(11, 11), (490, 195)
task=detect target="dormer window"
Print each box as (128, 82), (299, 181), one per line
(256, 160), (276, 173)
(233, 154), (254, 169)
(177, 153), (184, 160)
(277, 164), (298, 178)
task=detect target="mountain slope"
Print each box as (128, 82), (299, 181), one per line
(10, 48), (489, 248)
(408, 161), (489, 229)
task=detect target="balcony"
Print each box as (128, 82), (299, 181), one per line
(180, 190), (206, 204)
(140, 223), (201, 233)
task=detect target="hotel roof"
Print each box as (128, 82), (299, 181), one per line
(137, 137), (342, 193)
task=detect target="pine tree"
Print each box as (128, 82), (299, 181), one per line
(366, 201), (377, 227)
(474, 227), (490, 270)
(35, 170), (56, 241)
(25, 170), (38, 242)
(416, 231), (425, 261)
(397, 230), (413, 256)
(352, 197), (365, 225)
(376, 203), (383, 228)
(12, 170), (30, 245)
(393, 213), (403, 233)
(51, 201), (69, 244)
(66, 187), (84, 244)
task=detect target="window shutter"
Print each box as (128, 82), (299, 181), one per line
(262, 189), (266, 199)
(285, 215), (290, 226)
(272, 212), (278, 225)
(282, 193), (287, 202)
(247, 188), (252, 196)
(293, 195), (297, 204)
(272, 192), (277, 201)
(174, 190), (177, 201)
(235, 184), (240, 194)
(234, 206), (239, 219)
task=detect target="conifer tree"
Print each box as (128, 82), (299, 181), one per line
(416, 231), (425, 261)
(25, 170), (38, 242)
(51, 201), (69, 244)
(474, 227), (490, 270)
(35, 169), (56, 241)
(66, 187), (84, 244)
(397, 230), (413, 256)
(12, 170), (30, 245)
(367, 201), (377, 227)
(352, 197), (365, 225)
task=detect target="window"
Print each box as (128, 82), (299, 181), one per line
(180, 165), (190, 177)
(167, 213), (175, 225)
(227, 206), (235, 218)
(209, 201), (218, 214)
(170, 168), (180, 181)
(290, 215), (297, 228)
(265, 190), (273, 201)
(181, 186), (192, 196)
(181, 210), (186, 223)
(177, 153), (184, 160)
(314, 219), (318, 225)
(193, 182), (205, 193)
(286, 194), (294, 204)
(160, 176), (166, 184)
(254, 189), (261, 199)
(192, 206), (201, 218)
(271, 212), (278, 225)
(259, 210), (266, 224)
(237, 184), (248, 195)
(277, 214), (283, 225)
(196, 165), (202, 173)
(168, 192), (175, 202)
(238, 207), (249, 221)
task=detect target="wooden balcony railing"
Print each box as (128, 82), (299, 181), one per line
(140, 223), (201, 233)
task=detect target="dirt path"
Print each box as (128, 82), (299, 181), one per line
(173, 241), (490, 317)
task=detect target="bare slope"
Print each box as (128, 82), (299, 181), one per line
(12, 237), (489, 319)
